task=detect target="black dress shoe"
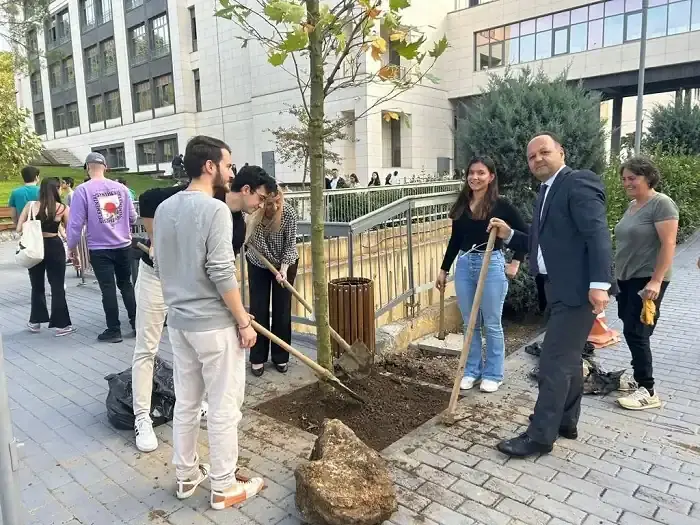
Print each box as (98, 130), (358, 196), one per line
(528, 414), (578, 440)
(274, 363), (288, 374)
(250, 364), (264, 377)
(497, 433), (553, 458)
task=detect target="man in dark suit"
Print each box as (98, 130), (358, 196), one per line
(488, 133), (613, 458)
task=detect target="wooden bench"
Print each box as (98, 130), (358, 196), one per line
(0, 207), (14, 232)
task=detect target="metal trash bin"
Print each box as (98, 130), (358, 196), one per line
(328, 277), (375, 358)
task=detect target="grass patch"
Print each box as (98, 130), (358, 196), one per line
(1, 167), (173, 205)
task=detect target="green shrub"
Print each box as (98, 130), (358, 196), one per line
(644, 102), (700, 155)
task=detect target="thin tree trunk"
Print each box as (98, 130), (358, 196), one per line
(307, 0), (333, 374)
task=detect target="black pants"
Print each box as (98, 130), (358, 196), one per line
(248, 260), (298, 365)
(528, 280), (596, 446)
(617, 277), (669, 392)
(89, 247), (137, 333)
(29, 237), (71, 328)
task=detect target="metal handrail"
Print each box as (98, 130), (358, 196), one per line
(288, 180), (462, 199)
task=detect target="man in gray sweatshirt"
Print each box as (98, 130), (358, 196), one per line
(154, 136), (271, 510)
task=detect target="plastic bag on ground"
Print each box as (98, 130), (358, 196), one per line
(105, 356), (175, 430)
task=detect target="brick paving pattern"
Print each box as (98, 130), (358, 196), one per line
(0, 232), (699, 524)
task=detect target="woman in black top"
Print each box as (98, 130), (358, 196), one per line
(368, 172), (381, 187)
(435, 156), (527, 393)
(17, 178), (74, 336)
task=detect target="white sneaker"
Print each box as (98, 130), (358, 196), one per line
(27, 322), (40, 333)
(618, 387), (661, 410)
(460, 377), (478, 390)
(200, 400), (209, 430)
(210, 478), (265, 510)
(134, 417), (158, 452)
(177, 463), (210, 500)
(480, 379), (502, 393)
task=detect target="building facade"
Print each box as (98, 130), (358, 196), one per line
(15, 0), (700, 183)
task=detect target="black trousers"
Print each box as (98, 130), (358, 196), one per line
(528, 280), (596, 446)
(617, 277), (669, 392)
(89, 247), (137, 333)
(248, 260), (298, 365)
(29, 237), (72, 329)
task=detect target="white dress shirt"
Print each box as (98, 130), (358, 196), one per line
(508, 165), (609, 291)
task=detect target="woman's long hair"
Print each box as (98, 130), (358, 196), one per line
(449, 156), (499, 221)
(37, 177), (62, 223)
(247, 187), (284, 236)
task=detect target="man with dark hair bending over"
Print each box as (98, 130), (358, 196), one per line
(154, 136), (268, 509)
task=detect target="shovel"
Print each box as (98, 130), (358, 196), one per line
(437, 286), (446, 341)
(443, 228), (498, 425)
(135, 243), (365, 404)
(245, 245), (373, 379)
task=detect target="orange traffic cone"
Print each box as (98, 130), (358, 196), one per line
(588, 312), (620, 349)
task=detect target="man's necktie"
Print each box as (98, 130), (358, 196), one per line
(529, 183), (548, 276)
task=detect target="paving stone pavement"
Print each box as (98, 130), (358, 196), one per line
(1, 232), (699, 525)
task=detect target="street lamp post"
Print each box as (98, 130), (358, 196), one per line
(634, 0), (649, 155)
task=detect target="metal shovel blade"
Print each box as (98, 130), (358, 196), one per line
(336, 340), (373, 379)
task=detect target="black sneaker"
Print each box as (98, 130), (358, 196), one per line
(274, 363), (289, 374)
(98, 330), (123, 343)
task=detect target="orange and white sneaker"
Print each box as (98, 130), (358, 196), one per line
(210, 478), (265, 510)
(176, 463), (210, 500)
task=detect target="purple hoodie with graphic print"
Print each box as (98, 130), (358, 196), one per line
(66, 178), (137, 251)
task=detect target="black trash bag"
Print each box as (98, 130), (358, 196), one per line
(525, 342), (542, 357)
(105, 356), (176, 430)
(583, 358), (625, 396)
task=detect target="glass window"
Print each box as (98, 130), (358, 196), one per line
(505, 24), (519, 38)
(89, 95), (103, 123)
(113, 147), (126, 168)
(692, 0), (700, 30)
(520, 33), (535, 62)
(648, 5), (668, 38)
(604, 14), (624, 46)
(105, 90), (121, 119)
(505, 38), (519, 64)
(194, 69), (201, 112)
(138, 142), (157, 164)
(129, 24), (148, 64)
(535, 30), (552, 59)
(80, 0), (95, 29)
(30, 72), (42, 100)
(57, 10), (70, 43)
(154, 74), (173, 107)
(625, 0), (642, 10)
(54, 107), (66, 131)
(605, 0), (625, 16)
(133, 80), (151, 112)
(490, 42), (503, 67)
(520, 19), (536, 35)
(649, 0), (668, 6)
(67, 103), (79, 128)
(476, 44), (489, 69)
(537, 15), (553, 31)
(63, 57), (75, 86)
(570, 22), (588, 52)
(571, 6), (588, 23)
(27, 29), (38, 56)
(126, 0), (143, 9)
(490, 27), (505, 41)
(553, 11), (570, 28)
(668, 0), (691, 34)
(160, 139), (177, 163)
(101, 39), (116, 75)
(554, 27), (568, 54)
(100, 0), (112, 23)
(189, 6), (197, 51)
(590, 3), (605, 19)
(588, 18), (604, 48)
(476, 30), (490, 46)
(49, 63), (61, 89)
(34, 113), (46, 135)
(85, 45), (99, 81)
(151, 14), (170, 57)
(626, 11), (643, 40)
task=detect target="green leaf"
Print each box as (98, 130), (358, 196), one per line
(279, 28), (309, 52)
(264, 0), (305, 24)
(214, 7), (232, 20)
(389, 0), (410, 10)
(429, 35), (448, 58)
(268, 51), (288, 66)
(219, 0), (230, 8)
(393, 35), (425, 60)
(336, 31), (347, 54)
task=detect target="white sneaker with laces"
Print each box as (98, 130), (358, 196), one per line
(27, 322), (40, 333)
(618, 387), (661, 410)
(460, 376), (478, 390)
(210, 477), (265, 510)
(177, 463), (210, 500)
(480, 379), (502, 393)
(200, 400), (209, 430)
(134, 417), (158, 452)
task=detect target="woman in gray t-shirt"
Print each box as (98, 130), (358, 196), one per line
(614, 157), (679, 411)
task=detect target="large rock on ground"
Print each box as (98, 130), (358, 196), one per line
(295, 419), (397, 525)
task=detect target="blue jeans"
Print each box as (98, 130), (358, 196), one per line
(454, 250), (509, 382)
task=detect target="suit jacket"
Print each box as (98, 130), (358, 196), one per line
(509, 167), (613, 307)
